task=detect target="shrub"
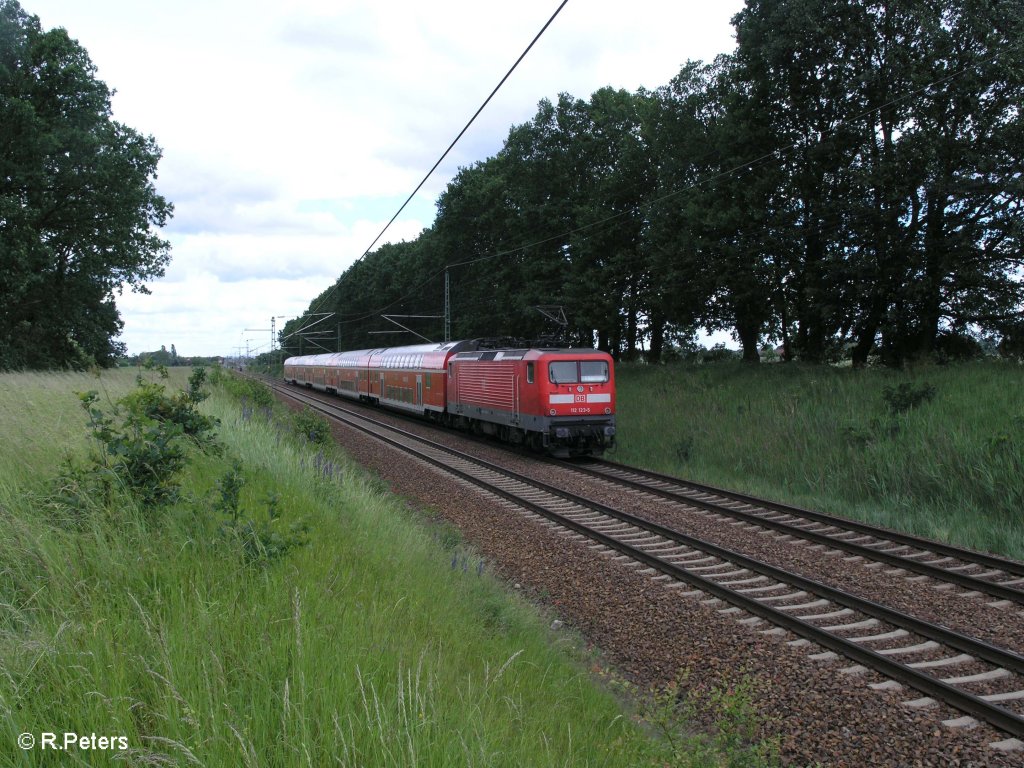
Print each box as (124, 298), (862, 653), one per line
(292, 407), (330, 444)
(221, 491), (309, 567)
(214, 463), (308, 567)
(121, 367), (219, 449)
(998, 323), (1024, 359)
(934, 332), (984, 363)
(631, 671), (780, 767)
(675, 435), (695, 463)
(701, 344), (740, 363)
(213, 459), (245, 518)
(221, 374), (275, 410)
(55, 369), (219, 512)
(882, 382), (936, 415)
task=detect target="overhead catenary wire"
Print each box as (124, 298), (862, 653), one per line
(286, 0), (571, 341)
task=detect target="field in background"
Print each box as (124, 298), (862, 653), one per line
(1, 368), (700, 766)
(614, 360), (1024, 561)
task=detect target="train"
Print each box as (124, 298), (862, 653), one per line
(283, 339), (616, 456)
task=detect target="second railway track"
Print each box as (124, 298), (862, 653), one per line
(553, 459), (1024, 608)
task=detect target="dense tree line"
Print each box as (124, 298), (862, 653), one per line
(119, 344), (223, 368)
(0, 1), (171, 369)
(287, 0), (1024, 365)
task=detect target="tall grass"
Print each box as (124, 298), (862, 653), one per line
(614, 360), (1024, 560)
(0, 368), (689, 766)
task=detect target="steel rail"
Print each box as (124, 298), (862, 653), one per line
(272, 382), (1024, 739)
(554, 459), (1024, 605)
(589, 459), (1024, 578)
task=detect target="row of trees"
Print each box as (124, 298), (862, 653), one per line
(0, 1), (171, 369)
(119, 344), (223, 368)
(287, 0), (1023, 365)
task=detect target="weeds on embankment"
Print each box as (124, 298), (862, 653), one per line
(0, 367), (780, 767)
(615, 360), (1024, 561)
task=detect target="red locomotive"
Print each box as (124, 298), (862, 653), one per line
(283, 340), (616, 456)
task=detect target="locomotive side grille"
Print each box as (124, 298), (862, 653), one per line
(455, 362), (517, 410)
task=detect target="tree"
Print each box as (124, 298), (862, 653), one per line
(562, 88), (658, 360)
(0, 1), (172, 369)
(731, 0), (1024, 365)
(647, 58), (783, 363)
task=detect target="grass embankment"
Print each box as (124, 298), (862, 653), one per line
(615, 360), (1024, 561)
(0, 368), (775, 767)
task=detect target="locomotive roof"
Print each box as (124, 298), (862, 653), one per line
(451, 347), (610, 361)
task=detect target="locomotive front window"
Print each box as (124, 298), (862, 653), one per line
(580, 360), (609, 383)
(548, 361), (578, 384)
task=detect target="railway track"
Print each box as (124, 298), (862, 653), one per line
(555, 459), (1024, 608)
(269, 380), (1024, 746)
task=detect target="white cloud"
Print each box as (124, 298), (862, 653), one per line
(23, 0), (743, 356)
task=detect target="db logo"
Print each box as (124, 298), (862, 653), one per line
(574, 394), (586, 402)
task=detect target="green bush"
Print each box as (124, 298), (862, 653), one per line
(220, 374), (275, 410)
(54, 369), (219, 512)
(629, 671), (781, 768)
(882, 381), (936, 415)
(214, 461), (308, 567)
(291, 407), (330, 444)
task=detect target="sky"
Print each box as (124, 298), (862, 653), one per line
(24, 0), (745, 358)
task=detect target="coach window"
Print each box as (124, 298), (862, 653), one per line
(548, 361), (578, 384)
(580, 360), (609, 383)
(526, 362), (534, 383)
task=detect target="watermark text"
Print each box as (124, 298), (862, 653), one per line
(18, 732), (128, 751)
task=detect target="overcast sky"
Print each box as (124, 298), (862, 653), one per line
(25, 0), (744, 357)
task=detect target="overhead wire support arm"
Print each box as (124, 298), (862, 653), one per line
(282, 312), (336, 341)
(300, 338), (334, 352)
(379, 315), (438, 344)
